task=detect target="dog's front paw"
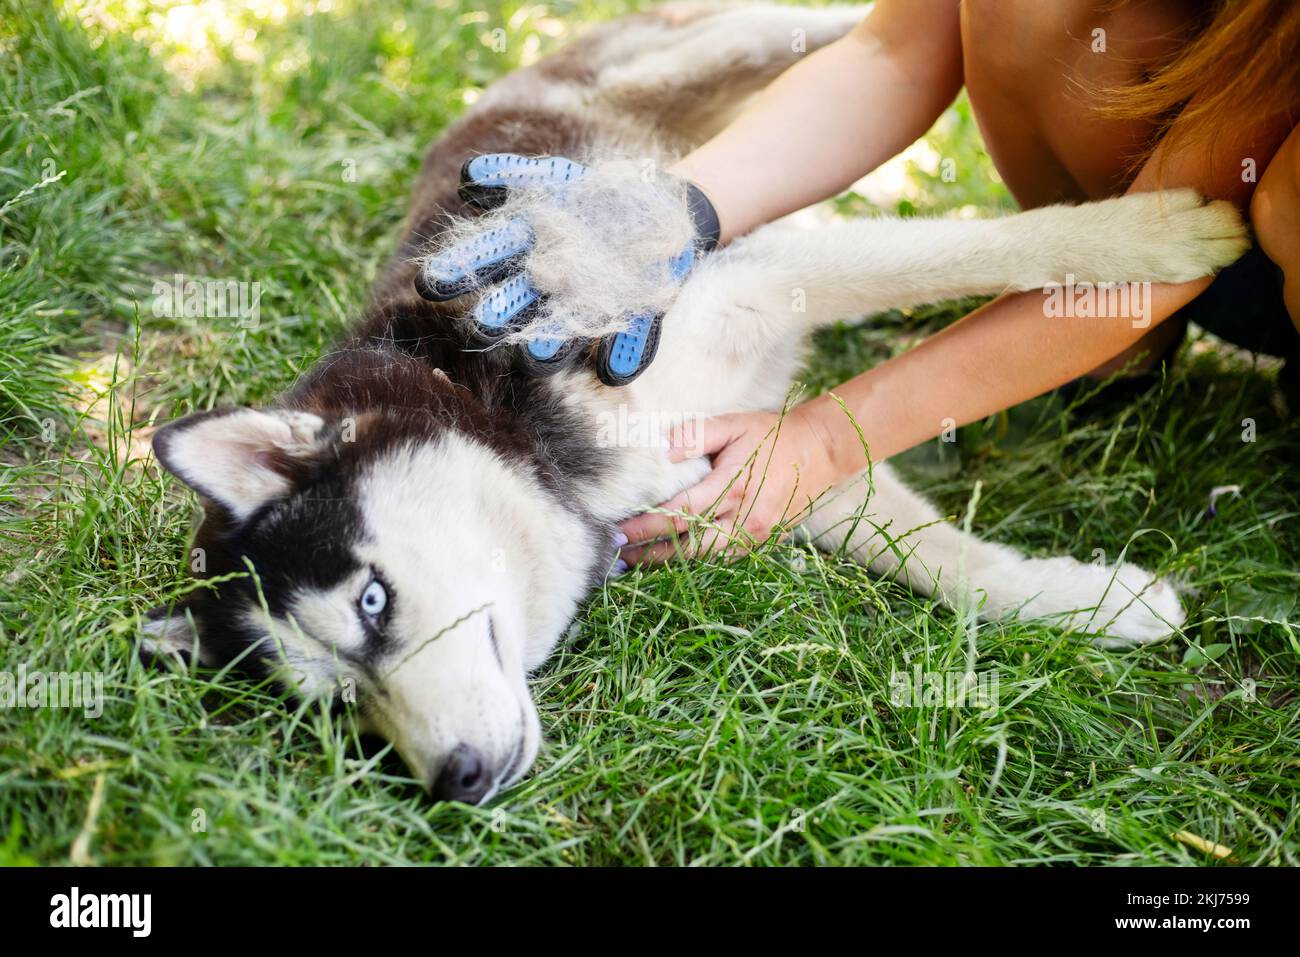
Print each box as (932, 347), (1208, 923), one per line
(1105, 188), (1250, 284)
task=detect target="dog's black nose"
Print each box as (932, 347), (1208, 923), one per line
(431, 745), (491, 804)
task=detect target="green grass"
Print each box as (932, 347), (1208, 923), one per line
(1, 0), (1297, 866)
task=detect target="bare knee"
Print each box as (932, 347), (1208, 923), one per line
(1251, 128), (1300, 331)
(1251, 132), (1300, 259)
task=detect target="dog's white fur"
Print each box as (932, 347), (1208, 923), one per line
(148, 3), (1249, 801)
(550, 187), (1237, 650)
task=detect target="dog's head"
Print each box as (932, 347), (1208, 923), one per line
(145, 401), (599, 803)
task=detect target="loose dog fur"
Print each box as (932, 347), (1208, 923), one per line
(144, 3), (1250, 804)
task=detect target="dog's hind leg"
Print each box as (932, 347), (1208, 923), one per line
(589, 4), (870, 142)
(797, 464), (1185, 646)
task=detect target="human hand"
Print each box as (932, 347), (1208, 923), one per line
(616, 406), (846, 565)
(416, 153), (720, 386)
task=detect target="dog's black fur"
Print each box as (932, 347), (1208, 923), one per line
(149, 95), (626, 675)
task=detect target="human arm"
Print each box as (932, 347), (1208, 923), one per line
(671, 0), (965, 242)
(619, 100), (1275, 561)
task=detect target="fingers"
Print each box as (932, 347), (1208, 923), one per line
(666, 415), (742, 463)
(659, 465), (747, 520)
(591, 247), (697, 387)
(618, 469), (736, 545)
(595, 312), (663, 387)
(619, 520), (757, 567)
(617, 537), (683, 567)
(618, 500), (714, 551)
(618, 508), (692, 547)
(617, 418), (758, 545)
(516, 321), (584, 376)
(469, 274), (540, 342)
(416, 217), (533, 301)
(458, 154), (587, 209)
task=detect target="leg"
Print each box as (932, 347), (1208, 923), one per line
(688, 189), (1247, 332)
(1252, 123), (1300, 334)
(798, 464), (1186, 645)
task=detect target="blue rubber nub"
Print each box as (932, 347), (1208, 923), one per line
(459, 154), (587, 208)
(417, 218), (533, 301)
(517, 326), (580, 377)
(668, 245), (696, 282)
(593, 247), (693, 387)
(466, 154), (587, 188)
(596, 311), (661, 387)
(527, 335), (566, 361)
(471, 274), (539, 341)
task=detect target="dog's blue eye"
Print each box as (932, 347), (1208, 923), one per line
(359, 579), (387, 618)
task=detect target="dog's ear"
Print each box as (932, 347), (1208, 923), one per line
(152, 407), (329, 521)
(139, 604), (217, 669)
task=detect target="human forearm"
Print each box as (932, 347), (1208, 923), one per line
(800, 93), (1273, 477)
(800, 276), (1214, 476)
(669, 0), (963, 242)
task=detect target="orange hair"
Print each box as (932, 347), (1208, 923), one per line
(1103, 0), (1300, 168)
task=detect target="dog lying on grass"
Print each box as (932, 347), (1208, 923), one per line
(144, 3), (1248, 804)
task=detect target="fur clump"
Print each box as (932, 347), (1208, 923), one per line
(437, 157), (696, 343)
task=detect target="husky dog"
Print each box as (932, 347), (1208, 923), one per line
(145, 3), (1248, 804)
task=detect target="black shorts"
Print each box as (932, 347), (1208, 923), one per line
(1178, 244), (1298, 358)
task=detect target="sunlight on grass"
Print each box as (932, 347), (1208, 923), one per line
(843, 95), (1013, 218)
(67, 0), (303, 85)
(64, 0), (579, 88)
